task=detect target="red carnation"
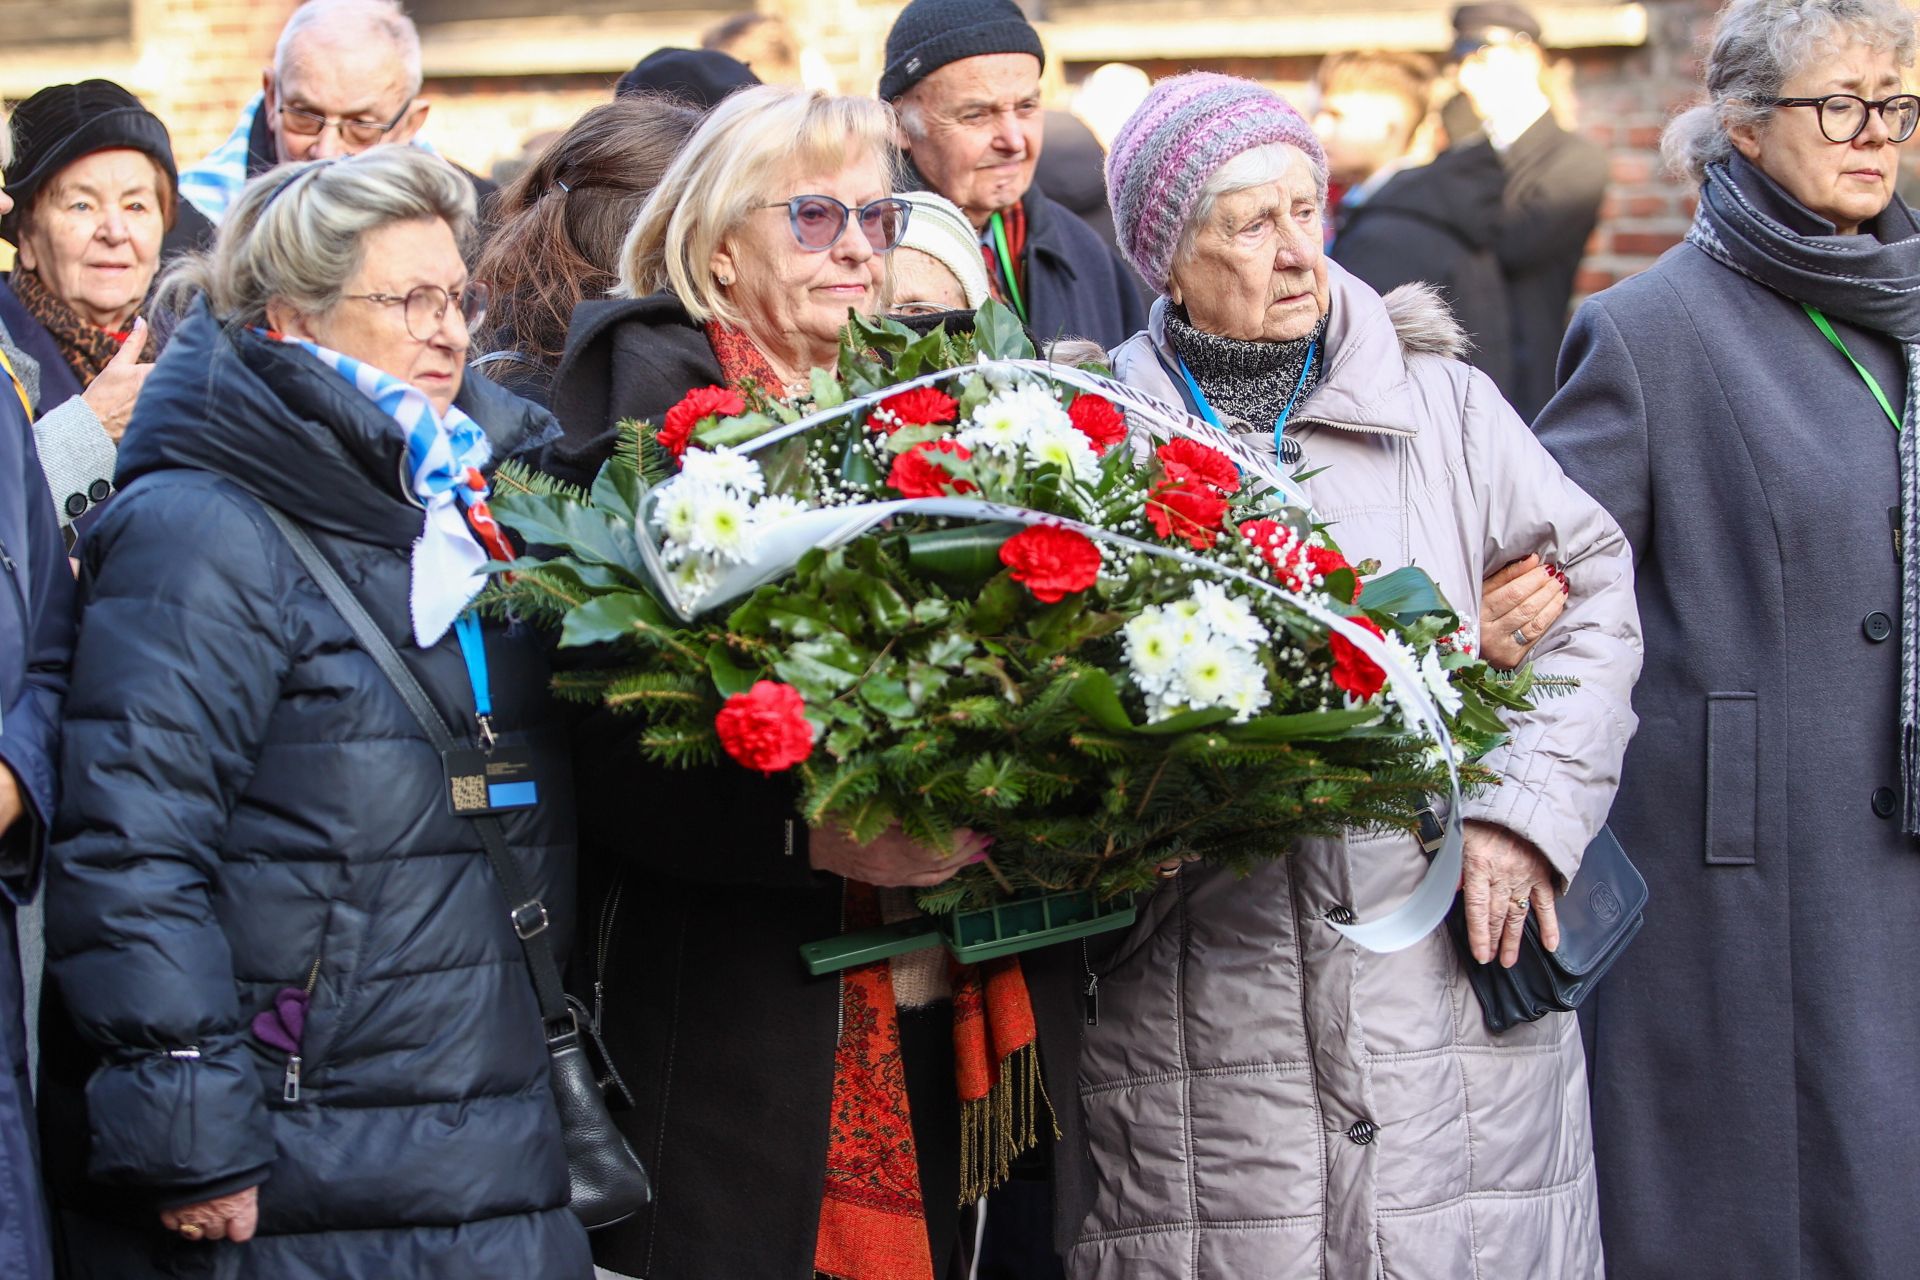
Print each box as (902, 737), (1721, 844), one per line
(999, 525), (1102, 603)
(1145, 480), (1227, 549)
(658, 385), (746, 462)
(715, 680), (815, 773)
(1329, 617), (1388, 702)
(887, 439), (976, 498)
(872, 386), (959, 433)
(1308, 544), (1361, 603)
(1156, 438), (1239, 494)
(1067, 394), (1128, 454)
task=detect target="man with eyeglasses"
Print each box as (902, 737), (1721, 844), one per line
(1445, 2), (1608, 422)
(881, 0), (1147, 349)
(177, 0), (494, 232)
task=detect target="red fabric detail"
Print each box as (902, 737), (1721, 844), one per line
(951, 957), (1038, 1106)
(981, 203), (1028, 308)
(705, 320), (787, 396)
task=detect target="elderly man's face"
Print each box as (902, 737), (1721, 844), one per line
(265, 34), (425, 163)
(1169, 147), (1329, 343)
(899, 54), (1044, 229)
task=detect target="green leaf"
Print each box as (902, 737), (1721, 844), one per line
(705, 642), (757, 698)
(1224, 707), (1388, 742)
(810, 366), (847, 409)
(902, 523), (1020, 585)
(492, 490), (642, 574)
(773, 636), (869, 698)
(694, 412), (780, 450)
(968, 572), (1023, 635)
(975, 297), (1035, 359)
(1132, 706), (1236, 736)
(590, 448), (642, 527)
(1361, 566), (1458, 627)
(559, 591), (675, 647)
(839, 432), (885, 489)
(1066, 668), (1136, 732)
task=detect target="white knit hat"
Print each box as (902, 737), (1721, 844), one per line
(896, 191), (992, 310)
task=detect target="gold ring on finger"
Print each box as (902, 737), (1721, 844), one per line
(178, 1223), (204, 1240)
(1509, 895), (1530, 913)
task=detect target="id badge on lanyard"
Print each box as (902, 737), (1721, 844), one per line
(443, 613), (541, 815)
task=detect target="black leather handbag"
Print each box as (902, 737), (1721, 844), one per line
(1426, 814), (1648, 1034)
(262, 504), (652, 1230)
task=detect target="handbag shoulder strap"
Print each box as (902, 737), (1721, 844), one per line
(259, 502), (573, 1034)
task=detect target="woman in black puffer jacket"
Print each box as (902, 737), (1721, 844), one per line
(37, 149), (591, 1279)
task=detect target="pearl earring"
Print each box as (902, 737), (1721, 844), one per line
(717, 273), (734, 287)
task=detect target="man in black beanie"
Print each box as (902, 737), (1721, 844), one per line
(882, 0), (1144, 348)
(615, 48), (759, 111)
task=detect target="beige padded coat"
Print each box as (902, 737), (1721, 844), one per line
(1068, 265), (1642, 1279)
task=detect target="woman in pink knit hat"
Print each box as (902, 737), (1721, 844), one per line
(1071, 72), (1640, 1279)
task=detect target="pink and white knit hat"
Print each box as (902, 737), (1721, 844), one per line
(1104, 73), (1329, 296)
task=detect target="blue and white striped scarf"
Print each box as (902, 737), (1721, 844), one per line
(265, 331), (494, 646)
(180, 94), (443, 226)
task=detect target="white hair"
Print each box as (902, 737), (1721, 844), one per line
(1664, 0), (1918, 182)
(275, 0), (424, 100)
(1174, 142), (1330, 266)
(155, 148), (472, 327)
(0, 113), (11, 171)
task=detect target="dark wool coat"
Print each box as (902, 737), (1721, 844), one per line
(1333, 141), (1517, 405)
(1535, 222), (1920, 1278)
(37, 302), (592, 1280)
(1491, 114), (1608, 421)
(546, 294), (1096, 1279)
(0, 338), (72, 1280)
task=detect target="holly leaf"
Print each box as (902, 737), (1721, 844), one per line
(705, 642), (757, 698)
(975, 297), (1034, 360)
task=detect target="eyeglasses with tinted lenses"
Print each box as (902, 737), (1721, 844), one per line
(278, 101), (413, 149)
(1773, 94), (1920, 144)
(342, 282), (490, 341)
(764, 196), (913, 253)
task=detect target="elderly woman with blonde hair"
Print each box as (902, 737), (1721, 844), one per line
(546, 84), (1094, 1280)
(1071, 73), (1641, 1278)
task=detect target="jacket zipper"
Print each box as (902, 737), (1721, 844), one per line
(1081, 940), (1100, 1026)
(0, 537), (25, 635)
(283, 955), (322, 1103)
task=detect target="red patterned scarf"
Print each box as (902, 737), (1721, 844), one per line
(980, 203), (1029, 321)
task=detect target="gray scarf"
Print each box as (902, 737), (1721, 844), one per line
(1164, 307), (1327, 435)
(1687, 158), (1920, 834)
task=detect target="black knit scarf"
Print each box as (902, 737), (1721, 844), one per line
(1687, 157), (1920, 835)
(1164, 306), (1328, 437)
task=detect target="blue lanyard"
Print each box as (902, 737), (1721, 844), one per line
(452, 613), (497, 748)
(1174, 343), (1317, 456)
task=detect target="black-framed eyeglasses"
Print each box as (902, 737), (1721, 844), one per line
(1772, 93), (1920, 143)
(761, 195), (912, 253)
(341, 281), (490, 341)
(278, 99), (415, 149)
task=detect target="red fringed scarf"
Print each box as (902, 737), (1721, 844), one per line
(699, 323), (1057, 1280)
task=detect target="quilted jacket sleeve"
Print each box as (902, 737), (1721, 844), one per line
(44, 477), (287, 1199)
(1456, 364), (1644, 884)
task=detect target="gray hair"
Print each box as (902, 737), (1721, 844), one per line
(1174, 142), (1330, 267)
(275, 0), (424, 100)
(1663, 0), (1918, 182)
(0, 113), (11, 171)
(155, 148), (472, 328)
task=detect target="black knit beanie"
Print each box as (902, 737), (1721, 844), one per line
(616, 48), (760, 111)
(879, 0), (1046, 102)
(2, 80), (178, 244)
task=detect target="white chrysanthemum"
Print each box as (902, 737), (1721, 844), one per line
(1123, 608), (1181, 694)
(653, 484), (702, 550)
(1025, 419), (1100, 482)
(1175, 642), (1267, 718)
(678, 448), (766, 495)
(1189, 580), (1267, 650)
(1378, 635), (1427, 728)
(668, 555), (716, 600)
(960, 383), (1070, 454)
(752, 494), (808, 527)
(1418, 646), (1463, 716)
(685, 491), (759, 562)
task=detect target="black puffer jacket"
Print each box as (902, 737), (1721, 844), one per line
(38, 301), (593, 1279)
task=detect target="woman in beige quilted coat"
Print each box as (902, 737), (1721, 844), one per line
(1070, 73), (1642, 1279)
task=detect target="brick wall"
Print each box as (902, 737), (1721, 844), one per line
(138, 0), (301, 163)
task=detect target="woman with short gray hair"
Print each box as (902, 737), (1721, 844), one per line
(1534, 0), (1920, 1272)
(39, 146), (593, 1277)
(1075, 72), (1640, 1278)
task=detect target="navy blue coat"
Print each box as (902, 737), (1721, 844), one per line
(0, 336), (71, 1280)
(38, 303), (592, 1279)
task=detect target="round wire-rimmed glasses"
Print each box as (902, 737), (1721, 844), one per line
(1772, 93), (1920, 144)
(341, 281), (491, 341)
(761, 195), (913, 253)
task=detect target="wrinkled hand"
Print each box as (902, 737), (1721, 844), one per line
(1480, 555), (1567, 671)
(809, 823), (989, 888)
(1461, 820), (1561, 968)
(160, 1185), (259, 1243)
(0, 764), (22, 838)
(79, 318), (153, 442)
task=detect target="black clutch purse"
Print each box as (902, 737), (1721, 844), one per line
(1425, 815), (1647, 1033)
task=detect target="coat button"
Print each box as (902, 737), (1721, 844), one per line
(87, 478), (112, 503)
(1326, 905), (1355, 925)
(1347, 1119), (1378, 1145)
(1864, 611), (1894, 643)
(1872, 787), (1898, 819)
(63, 492), (87, 518)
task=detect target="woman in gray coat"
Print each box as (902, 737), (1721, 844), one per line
(1071, 73), (1642, 1278)
(1535, 0), (1920, 1274)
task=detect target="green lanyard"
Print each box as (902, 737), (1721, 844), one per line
(1804, 303), (1901, 430)
(988, 211), (1028, 323)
